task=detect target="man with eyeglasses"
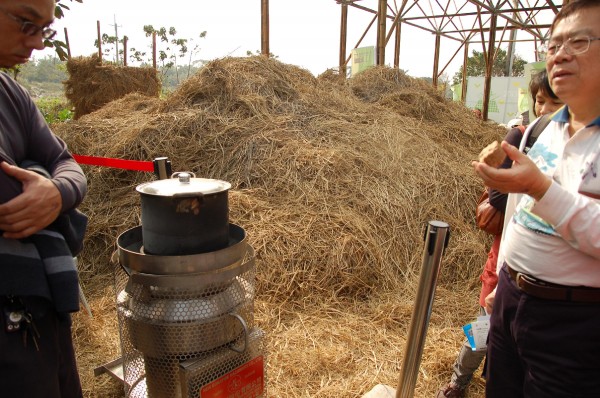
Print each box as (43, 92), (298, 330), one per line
(0, 0), (86, 397)
(471, 0), (600, 396)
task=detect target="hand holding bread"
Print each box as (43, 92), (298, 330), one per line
(478, 141), (505, 168)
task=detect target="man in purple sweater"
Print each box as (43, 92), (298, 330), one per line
(0, 0), (87, 396)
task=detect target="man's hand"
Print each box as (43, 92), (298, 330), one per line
(0, 162), (62, 238)
(471, 141), (552, 201)
(485, 290), (496, 315)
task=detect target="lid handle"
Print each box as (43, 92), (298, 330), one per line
(171, 171), (196, 184)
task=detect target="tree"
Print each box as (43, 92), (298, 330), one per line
(20, 56), (67, 84)
(452, 48), (527, 85)
(142, 25), (206, 84)
(95, 33), (124, 64)
(50, 0), (83, 60)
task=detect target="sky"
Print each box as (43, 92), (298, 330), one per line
(39, 0), (539, 80)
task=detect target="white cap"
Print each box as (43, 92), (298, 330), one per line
(507, 118), (522, 128)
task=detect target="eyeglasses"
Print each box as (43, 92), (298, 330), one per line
(543, 36), (600, 57)
(0, 8), (57, 40)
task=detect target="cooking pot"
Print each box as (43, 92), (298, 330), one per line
(136, 172), (231, 255)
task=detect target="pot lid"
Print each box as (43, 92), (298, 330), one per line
(136, 173), (231, 197)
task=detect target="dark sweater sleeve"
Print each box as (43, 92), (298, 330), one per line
(488, 127), (524, 212)
(0, 72), (87, 212)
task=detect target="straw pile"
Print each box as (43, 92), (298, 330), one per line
(53, 56), (506, 397)
(63, 54), (160, 119)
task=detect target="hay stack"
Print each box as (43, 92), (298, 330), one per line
(53, 56), (507, 397)
(63, 54), (160, 119)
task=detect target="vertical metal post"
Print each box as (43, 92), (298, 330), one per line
(153, 157), (172, 180)
(376, 0), (387, 65)
(339, 3), (348, 75)
(112, 14), (120, 64)
(482, 12), (497, 121)
(432, 33), (441, 87)
(461, 41), (469, 104)
(396, 220), (450, 398)
(394, 20), (401, 69)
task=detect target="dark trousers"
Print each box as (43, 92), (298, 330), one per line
(486, 266), (600, 398)
(0, 296), (83, 398)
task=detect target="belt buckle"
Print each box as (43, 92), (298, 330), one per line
(515, 272), (534, 290)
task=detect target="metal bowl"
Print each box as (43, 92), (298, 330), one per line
(117, 223), (247, 275)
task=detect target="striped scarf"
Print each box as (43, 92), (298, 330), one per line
(0, 229), (79, 313)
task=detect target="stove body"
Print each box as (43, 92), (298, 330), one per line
(115, 222), (266, 398)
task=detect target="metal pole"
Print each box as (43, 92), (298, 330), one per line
(396, 220), (450, 398)
(113, 14), (119, 64)
(483, 12), (497, 121)
(153, 157), (172, 180)
(394, 20), (401, 69)
(461, 41), (469, 104)
(376, 0), (387, 65)
(339, 3), (348, 75)
(432, 33), (441, 87)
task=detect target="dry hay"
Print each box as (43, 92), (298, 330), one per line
(64, 54), (160, 120)
(54, 56), (506, 397)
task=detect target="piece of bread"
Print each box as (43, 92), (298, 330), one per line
(478, 141), (505, 168)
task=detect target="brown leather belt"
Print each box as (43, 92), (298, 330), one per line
(506, 265), (600, 303)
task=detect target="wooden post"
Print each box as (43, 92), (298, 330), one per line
(376, 0), (386, 65)
(461, 41), (469, 104)
(96, 20), (102, 64)
(432, 32), (441, 87)
(152, 31), (157, 70)
(63, 27), (71, 59)
(123, 36), (128, 66)
(339, 3), (348, 75)
(482, 12), (497, 121)
(261, 0), (269, 56)
(393, 19), (401, 68)
(505, 0), (518, 76)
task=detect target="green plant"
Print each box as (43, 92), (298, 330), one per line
(35, 97), (73, 124)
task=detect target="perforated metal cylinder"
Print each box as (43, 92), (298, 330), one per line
(114, 230), (265, 398)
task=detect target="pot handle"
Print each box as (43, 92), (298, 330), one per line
(228, 312), (249, 354)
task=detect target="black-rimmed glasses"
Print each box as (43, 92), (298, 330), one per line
(0, 8), (56, 40)
(543, 36), (600, 57)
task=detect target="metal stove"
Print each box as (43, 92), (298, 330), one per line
(108, 168), (266, 397)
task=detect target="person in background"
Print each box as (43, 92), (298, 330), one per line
(472, 0), (600, 396)
(436, 69), (563, 398)
(530, 69), (563, 120)
(0, 0), (87, 397)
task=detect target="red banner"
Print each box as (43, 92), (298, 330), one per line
(73, 154), (154, 172)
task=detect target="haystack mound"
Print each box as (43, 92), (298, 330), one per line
(63, 54), (160, 119)
(53, 56), (506, 397)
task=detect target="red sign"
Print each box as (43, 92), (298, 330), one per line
(200, 356), (264, 398)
